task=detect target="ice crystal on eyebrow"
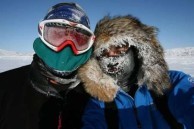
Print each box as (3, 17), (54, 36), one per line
(94, 35), (136, 57)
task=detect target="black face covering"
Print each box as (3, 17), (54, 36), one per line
(98, 49), (135, 91)
(30, 55), (80, 98)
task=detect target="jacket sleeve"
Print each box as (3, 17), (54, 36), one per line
(81, 98), (107, 129)
(168, 70), (194, 129)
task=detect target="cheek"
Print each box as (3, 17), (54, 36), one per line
(98, 58), (112, 70)
(114, 55), (131, 72)
(122, 52), (135, 72)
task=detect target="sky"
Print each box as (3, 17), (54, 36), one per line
(0, 0), (194, 52)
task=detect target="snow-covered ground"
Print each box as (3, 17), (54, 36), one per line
(0, 56), (33, 72)
(164, 47), (194, 76)
(165, 56), (194, 76)
(0, 49), (33, 72)
(0, 48), (194, 76)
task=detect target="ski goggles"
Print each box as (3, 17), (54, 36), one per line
(38, 19), (95, 54)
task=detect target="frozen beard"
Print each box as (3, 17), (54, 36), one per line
(98, 49), (135, 91)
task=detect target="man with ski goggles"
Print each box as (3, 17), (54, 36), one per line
(0, 2), (95, 129)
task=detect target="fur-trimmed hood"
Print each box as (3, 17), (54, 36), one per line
(78, 15), (170, 102)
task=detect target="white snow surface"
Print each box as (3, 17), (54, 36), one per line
(0, 49), (34, 73)
(0, 48), (194, 76)
(164, 47), (194, 76)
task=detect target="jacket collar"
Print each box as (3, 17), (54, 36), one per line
(30, 55), (80, 99)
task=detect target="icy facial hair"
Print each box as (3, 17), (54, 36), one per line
(98, 49), (135, 82)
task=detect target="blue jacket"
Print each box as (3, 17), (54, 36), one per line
(81, 71), (194, 129)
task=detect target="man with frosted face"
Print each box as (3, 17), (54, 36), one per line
(78, 15), (194, 129)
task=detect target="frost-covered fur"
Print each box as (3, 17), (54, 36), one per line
(78, 59), (119, 101)
(78, 15), (170, 102)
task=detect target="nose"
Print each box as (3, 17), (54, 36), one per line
(108, 51), (119, 57)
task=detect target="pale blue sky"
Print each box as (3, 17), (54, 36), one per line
(0, 0), (194, 52)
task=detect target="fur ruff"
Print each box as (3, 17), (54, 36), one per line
(78, 59), (119, 102)
(78, 15), (171, 102)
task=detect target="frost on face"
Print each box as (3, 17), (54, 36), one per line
(94, 36), (138, 81)
(94, 35), (137, 57)
(98, 48), (135, 81)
